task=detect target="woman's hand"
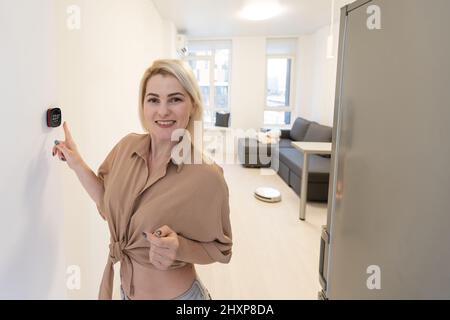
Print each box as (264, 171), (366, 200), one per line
(52, 121), (84, 170)
(143, 225), (180, 271)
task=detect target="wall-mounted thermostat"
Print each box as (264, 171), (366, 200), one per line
(47, 108), (62, 127)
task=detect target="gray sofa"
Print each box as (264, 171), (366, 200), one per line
(238, 117), (332, 202)
(278, 117), (332, 202)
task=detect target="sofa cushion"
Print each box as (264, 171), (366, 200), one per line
(215, 112), (230, 127)
(280, 129), (291, 139)
(290, 117), (311, 141)
(303, 122), (332, 142)
(278, 148), (330, 183)
(278, 138), (293, 148)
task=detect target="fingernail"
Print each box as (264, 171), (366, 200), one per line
(142, 232), (147, 238)
(54, 140), (60, 145)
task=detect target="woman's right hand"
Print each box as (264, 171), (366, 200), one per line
(52, 121), (84, 171)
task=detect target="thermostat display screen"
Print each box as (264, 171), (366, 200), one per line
(47, 108), (62, 127)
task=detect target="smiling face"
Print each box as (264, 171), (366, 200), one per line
(143, 74), (193, 143)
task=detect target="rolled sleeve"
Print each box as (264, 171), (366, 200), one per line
(176, 181), (232, 265)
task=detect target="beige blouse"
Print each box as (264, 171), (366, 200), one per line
(96, 133), (232, 300)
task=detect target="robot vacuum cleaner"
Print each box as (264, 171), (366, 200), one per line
(254, 187), (282, 203)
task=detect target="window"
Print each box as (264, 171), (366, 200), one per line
(185, 40), (232, 126)
(265, 38), (297, 126)
(267, 57), (292, 107)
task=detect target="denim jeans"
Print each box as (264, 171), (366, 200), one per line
(120, 276), (212, 300)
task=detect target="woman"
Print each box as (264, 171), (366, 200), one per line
(53, 59), (233, 300)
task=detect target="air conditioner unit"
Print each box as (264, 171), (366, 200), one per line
(176, 34), (188, 57)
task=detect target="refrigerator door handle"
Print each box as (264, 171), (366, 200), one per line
(319, 225), (330, 291)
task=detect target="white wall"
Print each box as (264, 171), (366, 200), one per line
(295, 22), (340, 127)
(163, 19), (178, 59)
(55, 0), (176, 299)
(0, 0), (65, 299)
(0, 0), (175, 299)
(294, 0), (354, 126)
(230, 37), (267, 131)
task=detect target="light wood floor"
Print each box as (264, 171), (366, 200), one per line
(195, 164), (327, 300)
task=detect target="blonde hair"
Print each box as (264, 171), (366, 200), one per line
(138, 59), (204, 144)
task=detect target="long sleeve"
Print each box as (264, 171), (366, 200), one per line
(175, 182), (232, 265)
(176, 235), (232, 264)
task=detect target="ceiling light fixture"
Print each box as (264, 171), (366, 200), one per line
(239, 0), (284, 21)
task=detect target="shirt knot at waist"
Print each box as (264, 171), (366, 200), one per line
(100, 239), (135, 299)
(109, 239), (126, 264)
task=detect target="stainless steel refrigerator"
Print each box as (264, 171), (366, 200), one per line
(319, 0), (450, 299)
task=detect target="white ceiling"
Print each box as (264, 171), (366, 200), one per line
(153, 0), (355, 38)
